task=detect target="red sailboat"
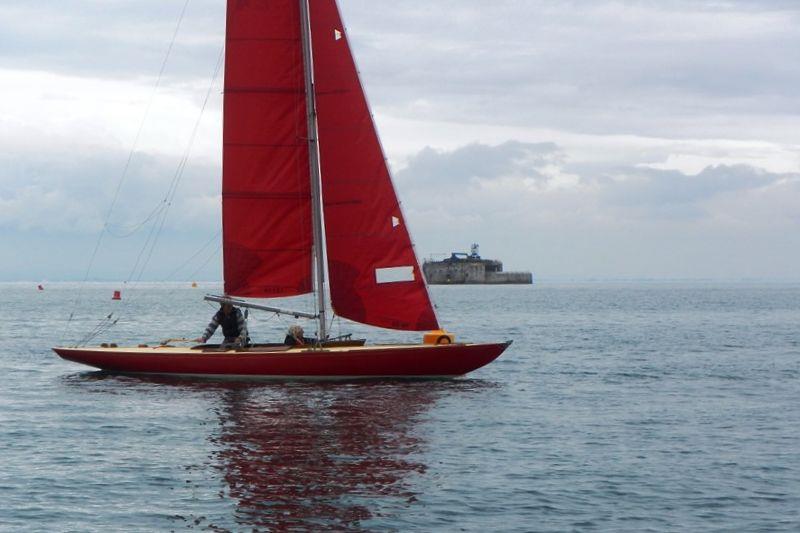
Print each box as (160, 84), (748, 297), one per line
(53, 0), (510, 379)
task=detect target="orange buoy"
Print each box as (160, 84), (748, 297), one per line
(112, 290), (122, 300)
(191, 282), (198, 288)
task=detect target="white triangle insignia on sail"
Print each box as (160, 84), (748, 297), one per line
(334, 29), (342, 41)
(392, 216), (400, 228)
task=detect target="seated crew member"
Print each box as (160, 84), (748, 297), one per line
(194, 303), (249, 347)
(284, 325), (315, 346)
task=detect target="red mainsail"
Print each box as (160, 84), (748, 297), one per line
(309, 0), (439, 331)
(223, 0), (313, 297)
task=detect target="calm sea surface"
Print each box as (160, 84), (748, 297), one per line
(1, 282), (799, 531)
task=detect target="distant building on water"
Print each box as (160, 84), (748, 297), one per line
(422, 244), (533, 285)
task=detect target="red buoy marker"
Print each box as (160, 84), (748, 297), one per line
(112, 290), (122, 300)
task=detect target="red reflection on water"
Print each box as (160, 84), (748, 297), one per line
(212, 384), (435, 531)
(61, 373), (492, 531)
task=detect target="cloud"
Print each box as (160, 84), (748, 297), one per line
(398, 141), (798, 221)
(1, 126), (798, 280)
(4, 1), (798, 143)
(0, 146), (220, 235)
(0, 1), (223, 80)
(396, 141), (559, 188)
(1, 1), (798, 280)
(392, 141), (800, 277)
(595, 164), (783, 213)
(0, 142), (223, 281)
(339, 0), (800, 142)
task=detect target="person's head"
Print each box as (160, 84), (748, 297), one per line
(221, 303), (233, 314)
(288, 325), (304, 339)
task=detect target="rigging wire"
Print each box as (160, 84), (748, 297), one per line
(105, 203), (168, 238)
(76, 47), (225, 346)
(61, 0), (192, 345)
(184, 242), (222, 283)
(76, 313), (118, 347)
(88, 235), (218, 345)
(126, 46), (224, 290)
(80, 242), (221, 346)
(164, 230), (221, 282)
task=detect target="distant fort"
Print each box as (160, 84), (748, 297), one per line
(422, 244), (533, 285)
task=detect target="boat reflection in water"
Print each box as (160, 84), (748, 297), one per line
(211, 381), (456, 531)
(61, 372), (493, 530)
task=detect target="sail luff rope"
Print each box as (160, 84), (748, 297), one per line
(61, 0), (192, 345)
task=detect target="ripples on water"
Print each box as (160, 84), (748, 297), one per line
(1, 282), (799, 531)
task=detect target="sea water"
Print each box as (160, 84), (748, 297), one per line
(1, 282), (798, 531)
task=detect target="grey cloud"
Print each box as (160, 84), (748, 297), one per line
(395, 141), (559, 187)
(596, 164), (784, 210)
(4, 1), (798, 141)
(395, 141), (798, 224)
(3, 0), (800, 280)
(1, 136), (798, 280)
(0, 144), (222, 280)
(391, 140), (800, 279)
(339, 0), (800, 140)
(0, 146), (219, 234)
(4, 138), (789, 237)
(0, 1), (223, 80)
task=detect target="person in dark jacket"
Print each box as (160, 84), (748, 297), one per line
(284, 325), (315, 346)
(195, 303), (248, 347)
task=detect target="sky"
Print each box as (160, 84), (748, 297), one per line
(1, 0), (798, 281)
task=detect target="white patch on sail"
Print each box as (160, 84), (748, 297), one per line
(334, 29), (342, 41)
(392, 216), (400, 228)
(376, 266), (415, 284)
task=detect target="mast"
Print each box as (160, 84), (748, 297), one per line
(299, 0), (328, 340)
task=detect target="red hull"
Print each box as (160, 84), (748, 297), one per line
(52, 342), (511, 379)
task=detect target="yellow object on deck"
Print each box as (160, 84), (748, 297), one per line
(423, 329), (455, 345)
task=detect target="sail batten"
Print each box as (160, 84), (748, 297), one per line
(222, 0), (313, 298)
(309, 0), (439, 331)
